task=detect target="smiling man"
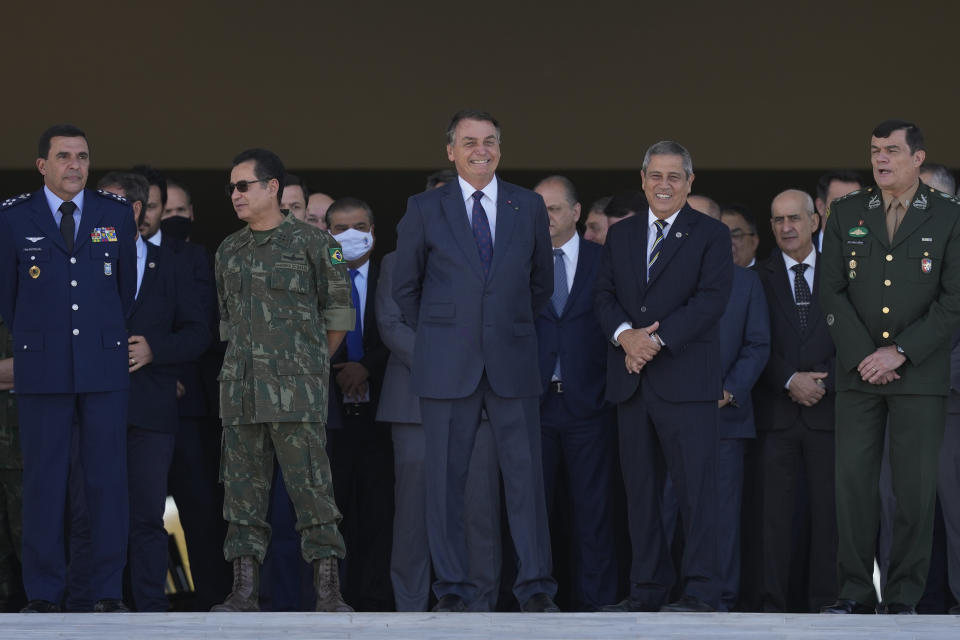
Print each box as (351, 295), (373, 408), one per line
(820, 120), (960, 615)
(596, 140), (732, 613)
(392, 109), (558, 613)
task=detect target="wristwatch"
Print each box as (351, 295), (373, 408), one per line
(895, 343), (906, 356)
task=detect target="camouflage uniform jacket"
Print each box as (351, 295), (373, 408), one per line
(215, 214), (354, 426)
(0, 317), (21, 469)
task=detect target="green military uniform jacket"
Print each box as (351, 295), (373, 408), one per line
(821, 184), (960, 395)
(215, 214), (355, 425)
(0, 317), (21, 469)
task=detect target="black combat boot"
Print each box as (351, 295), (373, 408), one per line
(211, 556), (260, 612)
(313, 556), (353, 612)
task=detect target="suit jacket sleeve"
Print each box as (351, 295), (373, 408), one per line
(358, 263), (389, 383)
(376, 253), (416, 368)
(392, 195), (426, 329)
(594, 240), (632, 340)
(723, 272), (770, 399)
(657, 221), (733, 351)
(529, 194), (554, 316)
(144, 257), (211, 366)
(116, 210), (137, 320)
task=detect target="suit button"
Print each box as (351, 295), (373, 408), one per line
(885, 254), (893, 262)
(70, 280), (77, 287)
(884, 279), (891, 286)
(640, 306), (647, 313)
(850, 251), (856, 256)
(882, 307), (890, 314)
(72, 329), (79, 336)
(30, 255), (36, 261)
(72, 304), (78, 311)
(70, 257), (77, 264)
(882, 331), (890, 339)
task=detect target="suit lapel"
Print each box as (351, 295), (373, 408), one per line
(130, 242), (158, 316)
(27, 192), (68, 254)
(489, 179), (516, 281)
(647, 206), (693, 287)
(632, 217), (649, 293)
(561, 236), (591, 316)
(440, 183), (484, 280)
(766, 251), (805, 337)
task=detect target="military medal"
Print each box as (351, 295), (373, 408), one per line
(29, 265), (40, 279)
(104, 262), (113, 276)
(922, 258), (933, 273)
(848, 259), (857, 269)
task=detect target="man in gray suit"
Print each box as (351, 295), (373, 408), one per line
(393, 109), (557, 612)
(376, 248), (502, 611)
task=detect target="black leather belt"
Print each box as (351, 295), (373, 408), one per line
(343, 403), (364, 417)
(549, 381), (564, 394)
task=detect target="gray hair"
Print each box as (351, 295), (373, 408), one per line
(641, 140), (693, 178)
(920, 163), (957, 195)
(773, 189), (816, 217)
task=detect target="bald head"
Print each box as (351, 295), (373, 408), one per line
(306, 192), (333, 230)
(687, 194), (721, 219)
(770, 189), (818, 262)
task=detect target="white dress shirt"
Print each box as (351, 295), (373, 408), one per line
(147, 228), (163, 247)
(782, 248), (817, 389)
(458, 175), (498, 244)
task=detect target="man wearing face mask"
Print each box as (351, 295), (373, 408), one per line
(160, 180), (195, 243)
(324, 197), (393, 610)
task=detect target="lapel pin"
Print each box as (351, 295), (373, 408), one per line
(148, 261), (156, 269)
(675, 231), (682, 238)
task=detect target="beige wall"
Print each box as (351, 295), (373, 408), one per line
(3, 1), (958, 170)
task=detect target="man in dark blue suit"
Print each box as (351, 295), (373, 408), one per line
(533, 176), (617, 611)
(596, 140), (732, 612)
(96, 172), (209, 611)
(393, 109), (558, 613)
(0, 125), (136, 612)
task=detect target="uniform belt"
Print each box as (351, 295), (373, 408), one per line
(343, 403), (365, 417)
(549, 380), (564, 394)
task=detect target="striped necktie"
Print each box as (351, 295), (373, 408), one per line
(647, 219), (668, 278)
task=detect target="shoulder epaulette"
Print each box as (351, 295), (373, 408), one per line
(0, 193), (30, 210)
(834, 188), (864, 204)
(96, 189), (129, 204)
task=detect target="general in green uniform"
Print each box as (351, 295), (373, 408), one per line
(213, 149), (355, 613)
(820, 120), (960, 614)
(0, 317), (23, 611)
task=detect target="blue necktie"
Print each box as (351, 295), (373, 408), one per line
(346, 269), (364, 360)
(647, 219), (668, 279)
(552, 248), (568, 380)
(471, 191), (493, 279)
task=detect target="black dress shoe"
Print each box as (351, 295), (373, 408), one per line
(659, 596), (715, 612)
(820, 599), (874, 614)
(520, 593), (560, 613)
(93, 599), (129, 613)
(432, 594), (467, 612)
(20, 600), (61, 613)
(601, 598), (659, 612)
(876, 602), (917, 615)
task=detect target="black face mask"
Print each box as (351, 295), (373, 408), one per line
(160, 216), (193, 240)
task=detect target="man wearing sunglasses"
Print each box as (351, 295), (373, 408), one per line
(213, 148), (355, 613)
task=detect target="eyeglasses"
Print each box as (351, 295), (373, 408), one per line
(225, 179), (268, 197)
(730, 230), (756, 240)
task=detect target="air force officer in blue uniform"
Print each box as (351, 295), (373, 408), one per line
(393, 110), (558, 613)
(0, 125), (136, 612)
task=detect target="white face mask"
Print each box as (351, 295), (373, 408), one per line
(332, 228), (373, 261)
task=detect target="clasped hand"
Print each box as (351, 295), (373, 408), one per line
(857, 345), (905, 385)
(621, 321), (661, 374)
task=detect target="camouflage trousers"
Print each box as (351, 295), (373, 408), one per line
(0, 468), (23, 609)
(220, 421), (344, 563)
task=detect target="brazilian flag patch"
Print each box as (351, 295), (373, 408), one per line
(329, 247), (345, 265)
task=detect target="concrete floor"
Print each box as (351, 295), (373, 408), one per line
(0, 612), (957, 640)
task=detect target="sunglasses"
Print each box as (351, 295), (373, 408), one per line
(225, 178), (269, 197)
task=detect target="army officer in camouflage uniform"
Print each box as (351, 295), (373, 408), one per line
(820, 120), (960, 615)
(213, 149), (355, 613)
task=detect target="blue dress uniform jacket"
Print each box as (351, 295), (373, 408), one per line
(0, 189), (136, 393)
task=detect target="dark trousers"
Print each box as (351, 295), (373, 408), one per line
(126, 427), (176, 612)
(167, 415), (231, 611)
(617, 382), (719, 609)
(540, 391), (616, 611)
(835, 390), (945, 607)
(327, 407), (395, 611)
(421, 375), (556, 605)
(19, 391), (128, 605)
(716, 437), (746, 611)
(759, 422), (836, 612)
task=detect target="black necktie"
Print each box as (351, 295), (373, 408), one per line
(59, 201), (77, 253)
(791, 263), (811, 331)
(471, 191), (493, 279)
